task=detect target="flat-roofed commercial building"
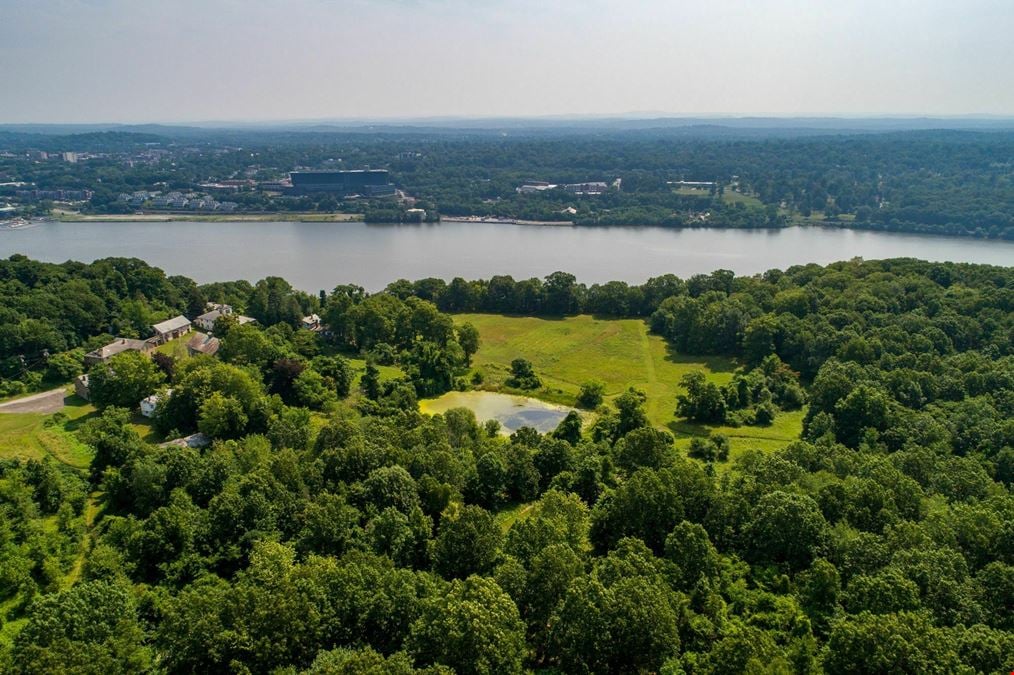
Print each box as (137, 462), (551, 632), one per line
(288, 170), (393, 196)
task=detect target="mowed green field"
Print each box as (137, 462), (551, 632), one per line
(0, 395), (96, 470)
(454, 313), (803, 458)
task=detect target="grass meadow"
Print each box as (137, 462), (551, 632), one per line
(453, 313), (802, 461)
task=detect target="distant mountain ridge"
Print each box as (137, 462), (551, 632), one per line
(4, 115), (1014, 139)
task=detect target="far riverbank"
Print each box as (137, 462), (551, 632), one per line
(54, 211), (363, 223)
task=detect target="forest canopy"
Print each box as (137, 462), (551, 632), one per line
(3, 128), (1013, 238)
(0, 254), (1011, 673)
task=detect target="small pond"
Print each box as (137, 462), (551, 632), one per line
(419, 391), (578, 434)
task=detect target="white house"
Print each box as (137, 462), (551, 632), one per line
(301, 314), (323, 331)
(140, 389), (172, 418)
(195, 303), (233, 331)
(194, 304), (255, 333)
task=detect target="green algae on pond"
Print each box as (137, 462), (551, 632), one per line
(419, 391), (579, 434)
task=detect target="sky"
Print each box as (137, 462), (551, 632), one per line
(2, 0), (1013, 124)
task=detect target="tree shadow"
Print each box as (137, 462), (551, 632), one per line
(64, 410), (100, 432)
(667, 419), (716, 439)
(660, 340), (739, 375)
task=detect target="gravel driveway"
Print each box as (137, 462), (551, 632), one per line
(0, 388), (69, 414)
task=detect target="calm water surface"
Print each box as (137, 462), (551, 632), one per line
(419, 391), (578, 434)
(1, 220), (1011, 291)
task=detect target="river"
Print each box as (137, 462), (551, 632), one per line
(1, 220), (1010, 291)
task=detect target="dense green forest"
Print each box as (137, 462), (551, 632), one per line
(2, 128), (1013, 237)
(0, 255), (1012, 673)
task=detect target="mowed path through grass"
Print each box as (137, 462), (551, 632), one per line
(454, 313), (803, 458)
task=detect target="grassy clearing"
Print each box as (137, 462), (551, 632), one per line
(454, 314), (736, 427)
(673, 186), (715, 198)
(494, 501), (537, 533)
(671, 408), (806, 464)
(154, 334), (192, 359)
(451, 313), (803, 457)
(0, 395), (97, 470)
(346, 356), (403, 387)
(721, 190), (764, 208)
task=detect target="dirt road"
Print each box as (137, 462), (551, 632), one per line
(0, 388), (68, 414)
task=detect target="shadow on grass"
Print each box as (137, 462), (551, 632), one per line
(668, 419), (716, 439)
(63, 414), (99, 434)
(660, 340), (739, 374)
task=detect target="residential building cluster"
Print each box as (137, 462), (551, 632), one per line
(74, 303), (327, 428)
(194, 303), (256, 332)
(15, 188), (94, 201)
(118, 190), (237, 211)
(667, 180), (718, 189)
(516, 180), (611, 195)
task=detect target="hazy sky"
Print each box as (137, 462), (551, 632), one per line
(2, 0), (1013, 123)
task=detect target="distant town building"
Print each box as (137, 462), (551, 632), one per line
(517, 183), (557, 194)
(151, 315), (192, 344)
(198, 180), (252, 194)
(288, 170), (393, 196)
(563, 182), (609, 195)
(360, 183), (397, 197)
(16, 189), (93, 201)
(516, 181), (609, 195)
(257, 180), (292, 192)
(668, 180), (717, 188)
(84, 337), (154, 366)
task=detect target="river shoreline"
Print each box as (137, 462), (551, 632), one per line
(44, 212), (1012, 240)
(3, 219), (1011, 294)
(54, 212), (363, 223)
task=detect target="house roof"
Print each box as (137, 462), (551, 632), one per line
(141, 388), (173, 406)
(187, 332), (220, 356)
(196, 309), (224, 323)
(159, 432), (211, 449)
(87, 337), (149, 359)
(152, 315), (191, 334)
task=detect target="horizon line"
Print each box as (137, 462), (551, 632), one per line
(4, 112), (1014, 128)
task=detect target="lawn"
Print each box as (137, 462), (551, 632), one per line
(673, 186), (715, 198)
(0, 394), (97, 470)
(346, 356), (403, 387)
(154, 334), (192, 359)
(452, 313), (803, 458)
(455, 314), (736, 425)
(721, 190), (764, 208)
